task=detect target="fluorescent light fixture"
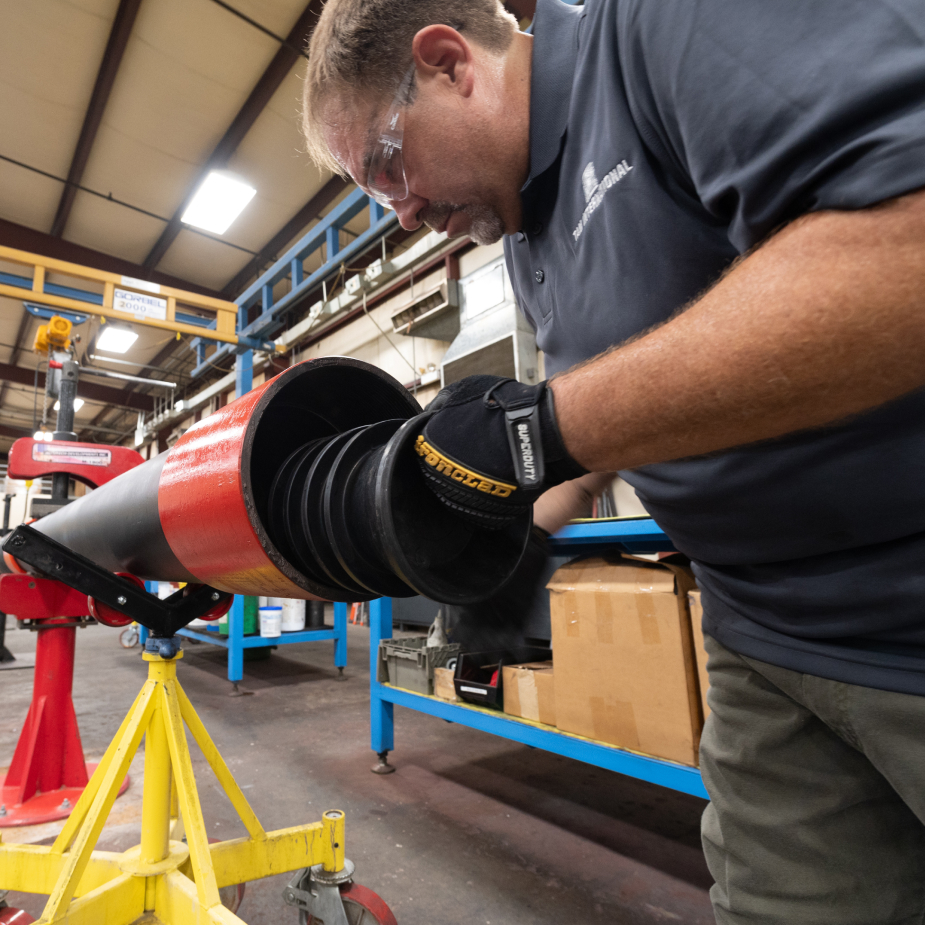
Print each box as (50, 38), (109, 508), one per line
(181, 170), (256, 234)
(54, 398), (84, 412)
(97, 326), (138, 354)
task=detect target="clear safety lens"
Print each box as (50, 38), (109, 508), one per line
(367, 106), (407, 205)
(365, 65), (415, 205)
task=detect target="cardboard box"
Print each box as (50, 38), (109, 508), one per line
(434, 666), (460, 702)
(688, 590), (709, 718)
(548, 555), (701, 766)
(503, 661), (556, 726)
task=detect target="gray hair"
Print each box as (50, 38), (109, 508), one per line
(302, 0), (518, 174)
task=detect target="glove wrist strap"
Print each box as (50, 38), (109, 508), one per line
(503, 402), (546, 489)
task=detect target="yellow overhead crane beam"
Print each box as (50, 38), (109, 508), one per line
(0, 244), (282, 352)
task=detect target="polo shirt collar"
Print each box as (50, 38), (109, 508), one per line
(523, 0), (585, 189)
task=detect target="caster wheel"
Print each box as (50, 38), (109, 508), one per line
(219, 881), (245, 914)
(119, 626), (139, 649)
(301, 882), (397, 925)
(206, 838), (245, 913)
(0, 907), (36, 924)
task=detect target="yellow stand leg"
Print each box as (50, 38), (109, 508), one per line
(0, 650), (340, 924)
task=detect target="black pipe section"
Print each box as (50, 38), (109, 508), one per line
(33, 452), (198, 583)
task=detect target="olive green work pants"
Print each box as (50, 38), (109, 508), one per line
(699, 634), (925, 925)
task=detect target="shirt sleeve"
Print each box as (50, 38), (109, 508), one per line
(619, 0), (925, 251)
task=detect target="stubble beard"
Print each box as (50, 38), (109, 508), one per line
(422, 201), (505, 246)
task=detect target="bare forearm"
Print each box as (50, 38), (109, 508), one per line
(551, 188), (925, 472)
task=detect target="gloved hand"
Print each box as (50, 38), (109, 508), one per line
(415, 375), (586, 528)
(444, 525), (550, 652)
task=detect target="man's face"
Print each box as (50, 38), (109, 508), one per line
(326, 81), (514, 246)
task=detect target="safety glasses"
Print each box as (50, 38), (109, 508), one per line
(365, 65), (416, 206)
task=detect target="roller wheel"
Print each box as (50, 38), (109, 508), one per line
(206, 838), (245, 912)
(301, 882), (397, 925)
(88, 573), (144, 627)
(219, 881), (245, 913)
(0, 906), (36, 924)
(119, 625), (139, 648)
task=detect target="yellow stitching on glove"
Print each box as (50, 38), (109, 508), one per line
(415, 435), (516, 498)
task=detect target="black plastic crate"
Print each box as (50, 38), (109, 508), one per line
(453, 646), (553, 708)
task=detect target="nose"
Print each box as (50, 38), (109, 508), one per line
(392, 193), (427, 231)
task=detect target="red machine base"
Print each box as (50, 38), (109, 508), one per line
(0, 762), (130, 828)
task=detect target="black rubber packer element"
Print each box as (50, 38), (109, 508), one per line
(324, 419), (414, 598)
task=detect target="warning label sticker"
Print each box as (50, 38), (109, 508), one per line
(32, 444), (112, 467)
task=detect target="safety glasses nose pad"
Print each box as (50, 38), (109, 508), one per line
(367, 150), (407, 204)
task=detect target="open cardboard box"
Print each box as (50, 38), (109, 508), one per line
(548, 554), (702, 766)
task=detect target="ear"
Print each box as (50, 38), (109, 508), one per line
(411, 25), (475, 97)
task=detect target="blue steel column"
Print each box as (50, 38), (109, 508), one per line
(226, 347), (253, 681)
(369, 597), (394, 755)
(334, 601), (348, 667)
(227, 594), (245, 683)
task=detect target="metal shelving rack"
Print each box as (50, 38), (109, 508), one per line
(368, 517), (708, 799)
(176, 599), (349, 683)
(139, 594), (349, 685)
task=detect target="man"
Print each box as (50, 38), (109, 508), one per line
(302, 0), (925, 921)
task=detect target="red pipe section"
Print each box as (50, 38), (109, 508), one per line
(158, 373), (308, 598)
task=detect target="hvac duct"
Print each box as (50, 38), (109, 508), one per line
(439, 256), (539, 387)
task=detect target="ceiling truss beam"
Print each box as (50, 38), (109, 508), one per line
(142, 0), (324, 270)
(0, 218), (221, 298)
(50, 0), (144, 238)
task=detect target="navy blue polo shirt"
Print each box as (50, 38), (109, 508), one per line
(505, 0), (925, 694)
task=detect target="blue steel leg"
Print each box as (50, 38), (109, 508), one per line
(334, 601), (347, 672)
(369, 597), (395, 772)
(228, 594), (244, 684)
(235, 349), (253, 396)
(141, 581), (156, 646)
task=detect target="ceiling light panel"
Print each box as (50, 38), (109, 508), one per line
(181, 171), (256, 235)
(96, 326), (138, 354)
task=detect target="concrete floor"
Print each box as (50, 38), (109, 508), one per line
(1, 618), (714, 924)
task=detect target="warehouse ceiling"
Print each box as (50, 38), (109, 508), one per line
(0, 0), (354, 454)
(0, 0), (532, 456)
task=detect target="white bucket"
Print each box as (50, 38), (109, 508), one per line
(267, 597), (284, 607)
(281, 599), (306, 632)
(259, 606), (282, 638)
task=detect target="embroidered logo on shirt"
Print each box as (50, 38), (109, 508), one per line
(573, 159), (634, 242)
(581, 163), (599, 203)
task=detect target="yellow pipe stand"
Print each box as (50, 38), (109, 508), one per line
(0, 650), (344, 924)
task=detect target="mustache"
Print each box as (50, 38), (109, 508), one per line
(421, 201), (461, 229)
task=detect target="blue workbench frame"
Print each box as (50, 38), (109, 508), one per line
(141, 595), (349, 684)
(368, 517), (709, 800)
(176, 599), (349, 683)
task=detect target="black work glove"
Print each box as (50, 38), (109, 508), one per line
(415, 376), (586, 528)
(444, 525), (550, 653)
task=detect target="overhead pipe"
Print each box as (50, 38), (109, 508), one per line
(19, 358), (530, 604)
